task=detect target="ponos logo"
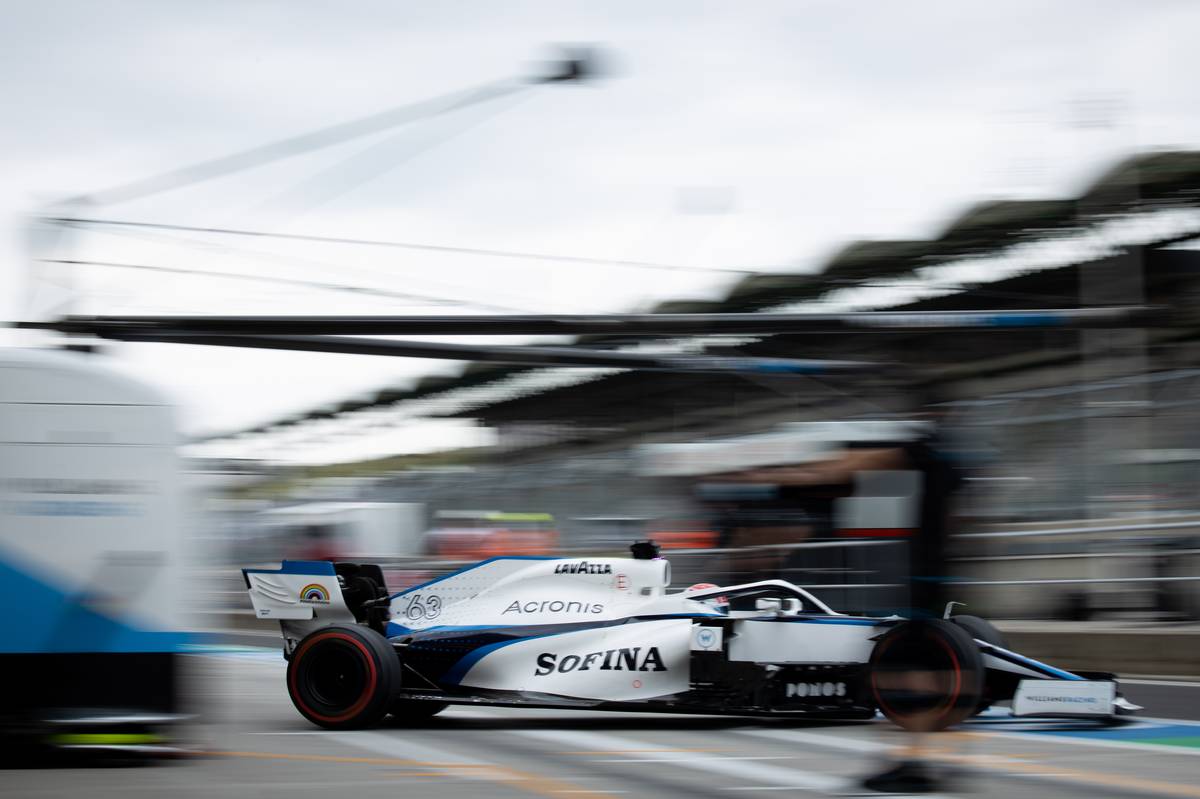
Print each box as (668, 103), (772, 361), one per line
(299, 583), (330, 604)
(786, 681), (846, 698)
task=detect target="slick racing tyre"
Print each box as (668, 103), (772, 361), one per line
(287, 624), (400, 729)
(951, 614), (1008, 650)
(389, 699), (449, 724)
(868, 619), (984, 732)
(950, 614), (1007, 715)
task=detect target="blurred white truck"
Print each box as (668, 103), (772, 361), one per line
(0, 347), (188, 755)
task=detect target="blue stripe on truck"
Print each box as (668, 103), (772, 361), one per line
(0, 554), (190, 654)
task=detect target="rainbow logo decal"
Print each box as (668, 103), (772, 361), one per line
(300, 583), (331, 604)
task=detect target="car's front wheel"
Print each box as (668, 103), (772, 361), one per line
(287, 624), (400, 729)
(951, 614), (1007, 650)
(868, 619), (984, 732)
(950, 614), (1008, 715)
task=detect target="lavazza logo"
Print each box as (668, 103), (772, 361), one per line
(554, 560), (613, 575)
(535, 647), (667, 675)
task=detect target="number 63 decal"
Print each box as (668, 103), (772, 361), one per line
(403, 593), (442, 620)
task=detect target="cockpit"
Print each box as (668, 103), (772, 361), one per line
(679, 579), (837, 618)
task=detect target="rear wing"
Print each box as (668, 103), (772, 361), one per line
(242, 560), (355, 627)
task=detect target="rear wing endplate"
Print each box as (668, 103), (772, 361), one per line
(242, 560), (352, 621)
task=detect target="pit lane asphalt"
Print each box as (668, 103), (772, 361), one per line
(7, 650), (1200, 799)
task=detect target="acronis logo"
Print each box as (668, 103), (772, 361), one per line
(503, 600), (604, 615)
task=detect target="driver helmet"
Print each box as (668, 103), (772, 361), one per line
(687, 582), (728, 610)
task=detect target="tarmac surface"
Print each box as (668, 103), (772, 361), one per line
(6, 648), (1200, 799)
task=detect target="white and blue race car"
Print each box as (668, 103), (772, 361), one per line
(243, 546), (1139, 731)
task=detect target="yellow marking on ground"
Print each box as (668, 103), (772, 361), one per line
(218, 751), (613, 799)
(219, 750), (489, 768)
(488, 764), (615, 799)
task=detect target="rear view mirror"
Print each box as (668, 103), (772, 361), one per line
(755, 598), (783, 613)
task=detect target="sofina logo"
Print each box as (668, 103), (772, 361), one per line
(300, 583), (330, 604)
(535, 647), (667, 675)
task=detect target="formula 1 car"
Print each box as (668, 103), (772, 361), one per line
(243, 545), (1140, 731)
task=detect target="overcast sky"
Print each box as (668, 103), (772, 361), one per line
(3, 1), (1199, 462)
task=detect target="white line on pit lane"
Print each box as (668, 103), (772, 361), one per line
(1122, 679), (1200, 688)
(741, 718), (1200, 764)
(1136, 715), (1200, 727)
(969, 704), (1200, 730)
(515, 727), (855, 795)
(332, 729), (489, 766)
(734, 724), (1200, 799)
(735, 728), (883, 754)
(970, 728), (1200, 758)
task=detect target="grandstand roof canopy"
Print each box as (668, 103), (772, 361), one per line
(205, 149), (1200, 441)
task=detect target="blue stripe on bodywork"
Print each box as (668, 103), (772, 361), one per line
(388, 556), (557, 599)
(439, 630), (566, 686)
(399, 616), (702, 686)
(243, 559), (336, 577)
(987, 312), (1059, 327)
(388, 622), (510, 636)
(985, 644), (1083, 680)
(387, 612), (724, 637)
(632, 612), (725, 621)
(772, 617), (881, 626)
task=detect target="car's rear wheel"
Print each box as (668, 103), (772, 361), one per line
(869, 619), (984, 732)
(287, 624), (399, 729)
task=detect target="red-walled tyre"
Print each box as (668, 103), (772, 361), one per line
(951, 614), (1008, 650)
(868, 619), (984, 732)
(287, 624), (400, 729)
(951, 614), (1008, 715)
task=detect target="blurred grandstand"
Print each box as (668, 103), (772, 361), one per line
(199, 149), (1200, 625)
